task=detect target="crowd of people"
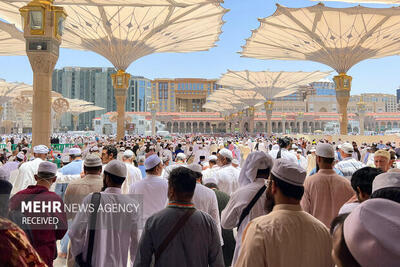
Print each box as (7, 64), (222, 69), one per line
(0, 133), (399, 267)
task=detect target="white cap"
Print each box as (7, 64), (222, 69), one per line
(104, 160), (127, 178)
(340, 143), (354, 154)
(0, 168), (10, 181)
(33, 145), (49, 154)
(123, 150), (134, 158)
(372, 172), (400, 194)
(69, 148), (82, 156)
(208, 155), (217, 161)
(145, 154), (161, 170)
(61, 155), (70, 163)
(316, 143), (335, 158)
(232, 159), (239, 165)
(186, 163), (203, 174)
(292, 144), (298, 149)
(120, 147), (125, 152)
(176, 153), (186, 160)
(219, 148), (233, 160)
(37, 162), (57, 177)
(84, 154), (102, 167)
(90, 146), (99, 152)
(203, 176), (217, 185)
(309, 147), (316, 152)
(16, 152), (25, 160)
(271, 158), (306, 186)
(343, 199), (400, 267)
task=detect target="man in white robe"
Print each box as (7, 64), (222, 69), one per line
(121, 150), (142, 194)
(215, 149), (240, 196)
(12, 145), (48, 194)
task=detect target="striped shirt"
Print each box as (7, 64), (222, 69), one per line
(334, 157), (365, 180)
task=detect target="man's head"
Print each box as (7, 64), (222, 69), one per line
(122, 150), (135, 163)
(101, 145), (117, 164)
(278, 137), (291, 149)
(217, 148), (233, 167)
(186, 163), (203, 183)
(33, 145), (49, 160)
(374, 150), (391, 172)
(84, 154), (103, 176)
(145, 154), (163, 176)
(34, 161), (57, 188)
(316, 143), (335, 170)
(371, 172), (400, 203)
(351, 167), (383, 202)
(339, 143), (354, 158)
(331, 199), (400, 267)
(103, 160), (127, 189)
(208, 155), (217, 167)
(232, 159), (239, 168)
(266, 158), (306, 211)
(69, 147), (82, 161)
(176, 153), (186, 163)
(16, 152), (24, 162)
(138, 156), (145, 166)
(168, 167), (197, 202)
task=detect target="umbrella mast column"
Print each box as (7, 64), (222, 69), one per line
(264, 101), (273, 136)
(334, 73), (352, 135)
(249, 106), (255, 134)
(20, 0), (66, 147)
(357, 97), (367, 135)
(111, 70), (131, 141)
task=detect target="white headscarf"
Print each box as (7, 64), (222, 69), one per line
(238, 151), (274, 187)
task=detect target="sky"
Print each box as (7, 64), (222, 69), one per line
(0, 0), (400, 96)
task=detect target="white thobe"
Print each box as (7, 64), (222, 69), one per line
(163, 163), (187, 180)
(12, 158), (43, 194)
(121, 163), (142, 194)
(202, 165), (220, 184)
(215, 164), (240, 195)
(269, 148), (298, 164)
(69, 187), (139, 267)
(129, 174), (168, 224)
(192, 183), (223, 245)
(221, 178), (268, 265)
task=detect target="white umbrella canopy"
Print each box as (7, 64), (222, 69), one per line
(1, 0), (223, 6)
(0, 20), (25, 56)
(0, 2), (228, 71)
(218, 70), (331, 100)
(241, 3), (400, 74)
(312, 0), (400, 4)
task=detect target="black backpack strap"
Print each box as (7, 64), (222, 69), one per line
(277, 149), (282, 159)
(155, 209), (195, 262)
(237, 185), (267, 229)
(87, 192), (101, 266)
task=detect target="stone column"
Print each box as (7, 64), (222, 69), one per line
(72, 114), (79, 131)
(264, 101), (274, 136)
(282, 115), (286, 135)
(249, 107), (255, 134)
(111, 70), (131, 140)
(28, 53), (58, 147)
(334, 73), (352, 135)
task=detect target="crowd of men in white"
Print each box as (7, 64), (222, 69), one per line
(1, 135), (399, 267)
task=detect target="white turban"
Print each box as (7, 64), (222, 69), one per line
(238, 151), (274, 187)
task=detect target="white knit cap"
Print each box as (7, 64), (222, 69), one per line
(186, 163), (202, 174)
(123, 150), (134, 158)
(316, 143), (335, 158)
(208, 155), (218, 161)
(176, 153), (186, 160)
(33, 145), (49, 154)
(104, 160), (127, 178)
(0, 168), (10, 181)
(16, 152), (25, 160)
(84, 154), (102, 167)
(219, 148), (233, 160)
(37, 162), (57, 176)
(145, 154), (161, 170)
(372, 172), (400, 194)
(69, 148), (82, 156)
(271, 158), (306, 186)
